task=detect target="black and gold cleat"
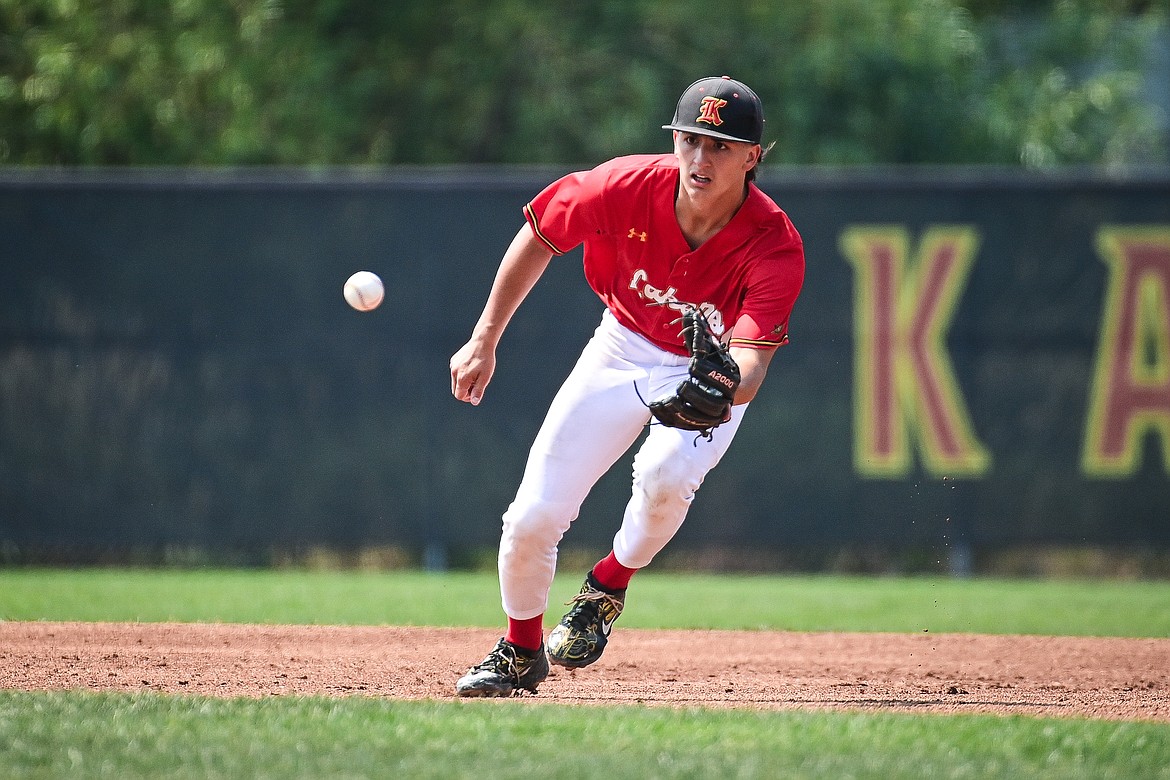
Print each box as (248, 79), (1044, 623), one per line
(547, 574), (626, 669)
(455, 637), (549, 697)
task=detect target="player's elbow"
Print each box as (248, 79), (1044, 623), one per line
(733, 368), (770, 405)
(733, 385), (759, 405)
(729, 347), (775, 405)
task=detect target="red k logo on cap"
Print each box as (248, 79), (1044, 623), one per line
(696, 96), (727, 127)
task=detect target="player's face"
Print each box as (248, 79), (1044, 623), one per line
(673, 132), (761, 204)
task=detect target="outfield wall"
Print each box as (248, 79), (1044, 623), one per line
(1, 168), (1168, 563)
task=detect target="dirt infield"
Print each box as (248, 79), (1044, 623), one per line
(2, 622), (1167, 721)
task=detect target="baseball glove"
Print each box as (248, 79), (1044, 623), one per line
(648, 307), (741, 437)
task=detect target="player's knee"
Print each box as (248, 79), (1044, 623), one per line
(637, 446), (706, 491)
(502, 494), (576, 549)
(632, 456), (702, 509)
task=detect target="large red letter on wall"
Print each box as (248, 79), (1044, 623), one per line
(841, 226), (991, 478)
(1082, 227), (1170, 477)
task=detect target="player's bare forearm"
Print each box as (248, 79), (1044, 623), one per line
(728, 346), (776, 405)
(469, 226), (553, 343)
(450, 225), (553, 405)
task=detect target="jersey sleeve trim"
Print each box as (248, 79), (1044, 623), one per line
(523, 203), (567, 256)
(729, 335), (789, 349)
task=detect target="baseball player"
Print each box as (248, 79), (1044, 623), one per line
(450, 76), (805, 696)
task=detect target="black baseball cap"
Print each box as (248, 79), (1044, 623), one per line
(662, 76), (764, 145)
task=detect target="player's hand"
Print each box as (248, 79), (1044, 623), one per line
(450, 339), (496, 406)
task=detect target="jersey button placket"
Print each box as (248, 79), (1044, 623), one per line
(658, 256), (691, 345)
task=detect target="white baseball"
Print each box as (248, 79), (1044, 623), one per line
(343, 271), (384, 311)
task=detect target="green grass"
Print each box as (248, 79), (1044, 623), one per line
(1, 568), (1168, 636)
(1, 690), (1167, 780)
(2, 568), (1168, 778)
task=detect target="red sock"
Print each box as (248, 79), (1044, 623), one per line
(505, 615), (544, 652)
(590, 550), (638, 591)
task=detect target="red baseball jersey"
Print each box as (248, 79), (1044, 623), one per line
(523, 153), (805, 356)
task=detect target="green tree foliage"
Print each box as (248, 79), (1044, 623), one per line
(0, 0), (1166, 167)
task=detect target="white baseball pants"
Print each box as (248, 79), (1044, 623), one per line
(498, 310), (747, 620)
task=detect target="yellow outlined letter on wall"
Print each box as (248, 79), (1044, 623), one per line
(841, 225), (990, 479)
(1082, 226), (1170, 477)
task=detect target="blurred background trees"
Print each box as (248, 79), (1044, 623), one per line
(1, 0), (1167, 167)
